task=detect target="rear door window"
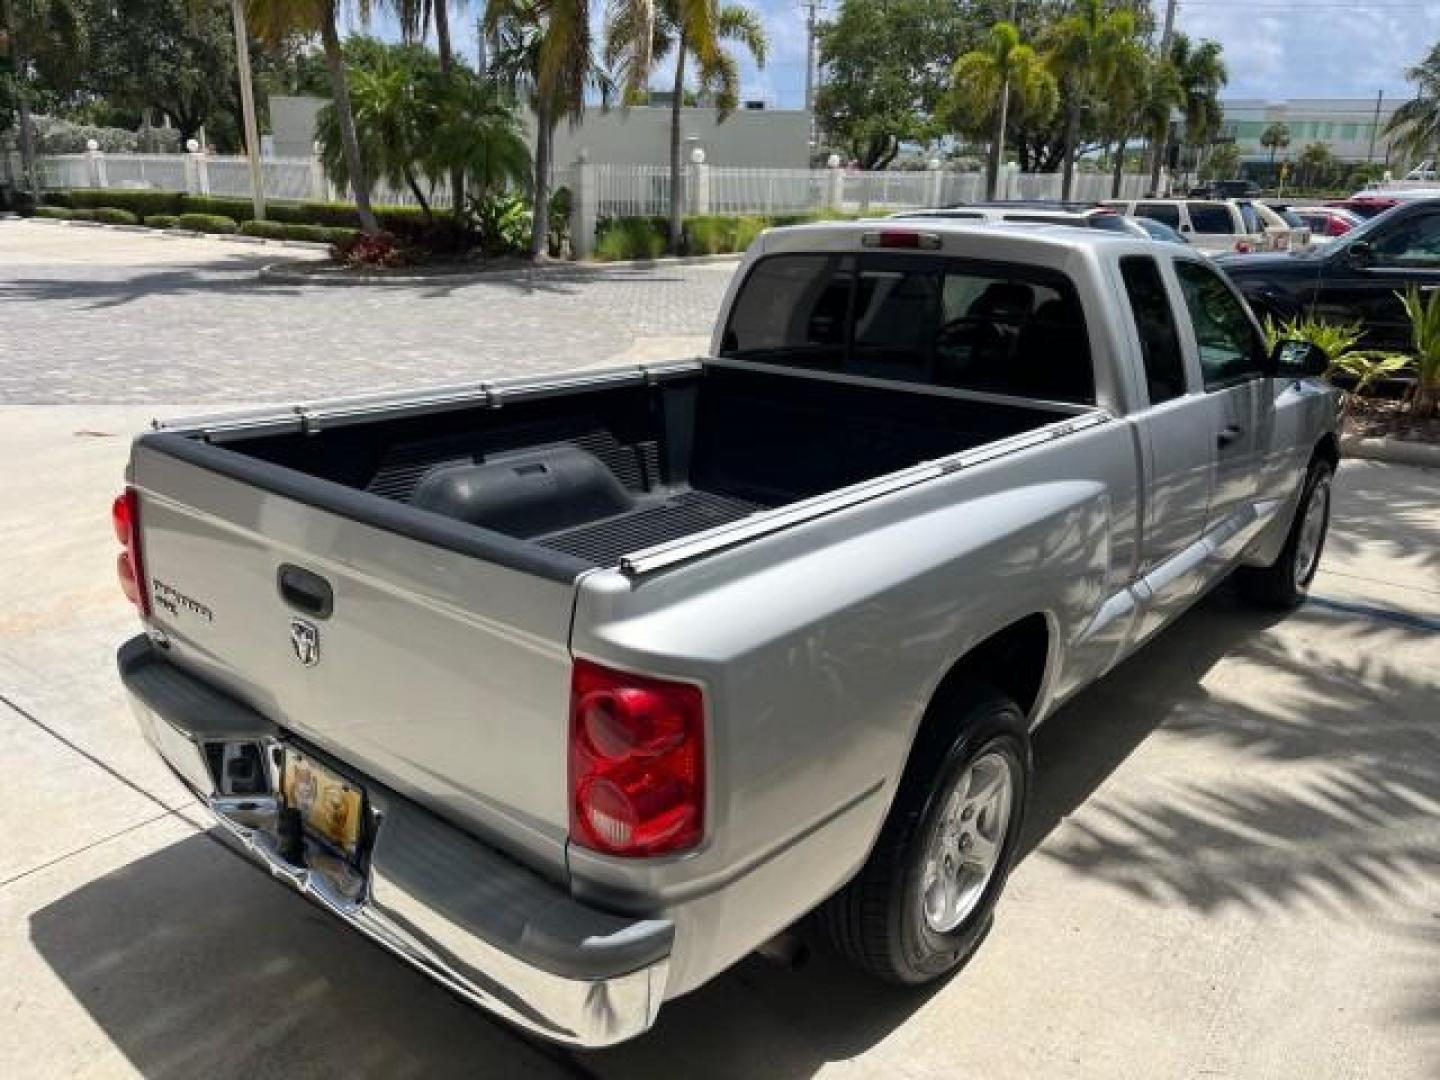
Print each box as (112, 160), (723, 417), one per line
(720, 253), (1095, 402)
(1187, 202), (1235, 234)
(1136, 202), (1181, 228)
(1119, 256), (1188, 404)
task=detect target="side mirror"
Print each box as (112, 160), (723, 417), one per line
(1346, 240), (1373, 267)
(1267, 339), (1330, 379)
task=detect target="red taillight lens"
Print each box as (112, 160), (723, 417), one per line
(860, 230), (942, 250)
(1234, 240), (1252, 254)
(1328, 217), (1350, 237)
(569, 660), (704, 857)
(113, 487), (149, 614)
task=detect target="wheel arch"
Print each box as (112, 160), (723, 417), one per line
(900, 613), (1053, 792)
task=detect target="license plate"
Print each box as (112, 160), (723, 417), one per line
(281, 749), (365, 859)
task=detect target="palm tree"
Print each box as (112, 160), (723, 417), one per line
(487, 0), (619, 257)
(245, 0), (379, 232)
(1260, 121), (1290, 169)
(950, 22), (1057, 200)
(1046, 0), (1140, 201)
(1172, 34), (1226, 183)
(390, 0), (471, 210)
(605, 0), (767, 253)
(1143, 48), (1184, 194)
(1385, 42), (1440, 166)
(1296, 141), (1333, 189)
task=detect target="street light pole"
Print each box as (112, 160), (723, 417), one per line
(230, 0), (266, 221)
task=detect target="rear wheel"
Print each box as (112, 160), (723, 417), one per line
(1236, 459), (1334, 609)
(820, 685), (1030, 984)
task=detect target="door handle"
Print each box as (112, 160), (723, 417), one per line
(1216, 424), (1244, 448)
(277, 564), (333, 619)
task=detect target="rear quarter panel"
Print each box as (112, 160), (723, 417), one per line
(568, 419), (1141, 995)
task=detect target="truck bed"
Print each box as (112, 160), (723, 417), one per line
(159, 363), (1082, 570)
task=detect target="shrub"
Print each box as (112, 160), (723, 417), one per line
(145, 214), (179, 230)
(548, 187), (572, 257)
(683, 215), (736, 255)
(181, 195), (257, 222)
(42, 191), (73, 208)
(238, 220), (356, 244)
(595, 216), (667, 261)
(469, 192), (530, 254)
(176, 212), (239, 234)
(238, 219), (289, 239)
(331, 231), (408, 268)
(92, 207), (140, 225)
(66, 189), (183, 217)
(67, 209), (97, 221)
(33, 206), (71, 219)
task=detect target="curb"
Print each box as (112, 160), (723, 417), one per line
(7, 215), (330, 250)
(1341, 434), (1440, 469)
(258, 251), (743, 287)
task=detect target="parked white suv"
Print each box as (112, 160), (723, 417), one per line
(1103, 198), (1270, 254)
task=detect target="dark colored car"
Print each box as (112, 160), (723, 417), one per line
(1218, 197), (1440, 350)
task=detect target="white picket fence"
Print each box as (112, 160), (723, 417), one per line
(16, 149), (1152, 214)
(10, 150), (448, 208)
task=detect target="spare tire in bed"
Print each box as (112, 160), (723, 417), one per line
(410, 446), (636, 538)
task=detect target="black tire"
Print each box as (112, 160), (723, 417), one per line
(819, 684), (1030, 985)
(1236, 458), (1335, 609)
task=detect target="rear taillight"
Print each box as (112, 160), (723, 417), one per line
(569, 659), (704, 857)
(112, 487), (149, 614)
(1328, 217), (1350, 237)
(1234, 240), (1253, 254)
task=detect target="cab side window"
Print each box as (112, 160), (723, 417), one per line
(1186, 203), (1234, 235)
(1174, 260), (1265, 388)
(1119, 256), (1188, 404)
(1136, 202), (1181, 228)
(1370, 211), (1440, 268)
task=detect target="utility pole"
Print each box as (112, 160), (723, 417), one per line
(1367, 88), (1383, 164)
(229, 0), (266, 220)
(1146, 0), (1179, 195)
(801, 0), (822, 153)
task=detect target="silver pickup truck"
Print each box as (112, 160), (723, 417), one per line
(115, 221), (1341, 1047)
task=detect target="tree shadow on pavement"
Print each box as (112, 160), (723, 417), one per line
(0, 257), (304, 310)
(30, 588), (1439, 1079)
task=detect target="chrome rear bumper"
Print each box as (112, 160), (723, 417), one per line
(118, 635), (672, 1048)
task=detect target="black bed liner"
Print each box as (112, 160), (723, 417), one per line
(167, 365), (1073, 572)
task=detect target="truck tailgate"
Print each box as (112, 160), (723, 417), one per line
(132, 437), (580, 876)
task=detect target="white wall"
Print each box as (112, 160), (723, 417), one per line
(542, 106), (812, 170)
(270, 96), (326, 159)
(268, 95), (811, 170)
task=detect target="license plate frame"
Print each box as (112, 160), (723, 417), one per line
(280, 747), (366, 861)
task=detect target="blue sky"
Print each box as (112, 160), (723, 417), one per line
(357, 2), (1440, 111)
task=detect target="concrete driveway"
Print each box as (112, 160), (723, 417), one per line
(1, 226), (1437, 1079)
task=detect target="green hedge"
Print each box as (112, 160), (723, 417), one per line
(32, 206), (71, 219)
(145, 214), (179, 229)
(593, 212), (842, 261)
(55, 189), (184, 217)
(92, 207), (140, 225)
(67, 208), (97, 221)
(176, 212), (238, 234)
(239, 219), (357, 244)
(596, 216), (669, 261)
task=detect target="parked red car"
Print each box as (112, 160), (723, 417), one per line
(1289, 205), (1364, 238)
(1326, 195), (1403, 219)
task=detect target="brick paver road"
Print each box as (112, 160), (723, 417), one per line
(0, 220), (734, 408)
